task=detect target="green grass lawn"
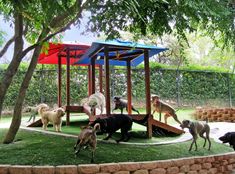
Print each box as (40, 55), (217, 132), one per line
(0, 109), (233, 165)
(0, 128), (233, 165)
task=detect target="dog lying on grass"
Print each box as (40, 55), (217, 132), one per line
(219, 132), (235, 151)
(38, 106), (65, 132)
(180, 119), (211, 151)
(112, 96), (139, 114)
(90, 114), (133, 143)
(74, 123), (100, 163)
(87, 92), (105, 115)
(25, 103), (49, 122)
(151, 95), (181, 125)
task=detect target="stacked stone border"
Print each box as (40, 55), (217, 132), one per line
(0, 152), (235, 174)
(195, 107), (235, 122)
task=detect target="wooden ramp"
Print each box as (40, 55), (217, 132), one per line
(151, 119), (184, 135)
(27, 119), (42, 127)
(129, 114), (184, 135)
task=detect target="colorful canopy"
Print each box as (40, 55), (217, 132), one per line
(74, 39), (168, 66)
(38, 42), (90, 65)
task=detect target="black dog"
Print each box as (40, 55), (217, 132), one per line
(112, 96), (140, 114)
(219, 132), (235, 150)
(90, 114), (133, 143)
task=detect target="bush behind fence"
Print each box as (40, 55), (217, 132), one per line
(1, 67), (234, 109)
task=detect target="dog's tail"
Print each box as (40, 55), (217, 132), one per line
(93, 123), (100, 133)
(132, 115), (149, 125)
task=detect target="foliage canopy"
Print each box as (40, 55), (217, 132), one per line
(87, 0), (235, 47)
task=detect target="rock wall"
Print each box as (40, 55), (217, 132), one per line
(195, 107), (235, 122)
(0, 152), (235, 174)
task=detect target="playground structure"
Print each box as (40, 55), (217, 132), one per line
(30, 40), (184, 137)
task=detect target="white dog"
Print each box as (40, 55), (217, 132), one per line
(38, 107), (65, 132)
(87, 92), (105, 115)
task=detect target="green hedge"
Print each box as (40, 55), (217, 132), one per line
(1, 65), (234, 109)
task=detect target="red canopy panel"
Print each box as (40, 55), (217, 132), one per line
(38, 42), (90, 65)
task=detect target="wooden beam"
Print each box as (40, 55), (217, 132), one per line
(88, 65), (92, 96)
(127, 60), (132, 114)
(66, 48), (70, 126)
(104, 46), (111, 115)
(144, 49), (152, 138)
(57, 55), (62, 107)
(91, 58), (96, 94)
(99, 65), (103, 93)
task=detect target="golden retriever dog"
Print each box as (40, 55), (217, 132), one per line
(38, 107), (65, 132)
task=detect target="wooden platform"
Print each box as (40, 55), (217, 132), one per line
(27, 106), (184, 135)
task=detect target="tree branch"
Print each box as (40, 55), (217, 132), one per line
(20, 0), (88, 58)
(0, 36), (16, 58)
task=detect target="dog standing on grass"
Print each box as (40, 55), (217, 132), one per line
(180, 119), (211, 151)
(87, 92), (105, 115)
(90, 114), (133, 143)
(74, 123), (100, 163)
(151, 95), (181, 125)
(112, 96), (140, 114)
(38, 106), (65, 132)
(25, 103), (49, 122)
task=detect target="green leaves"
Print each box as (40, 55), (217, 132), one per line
(86, 0), (234, 47)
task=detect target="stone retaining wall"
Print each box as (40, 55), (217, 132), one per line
(195, 107), (235, 122)
(0, 152), (235, 174)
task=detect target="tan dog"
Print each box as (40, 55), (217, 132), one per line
(38, 107), (65, 132)
(74, 123), (100, 163)
(151, 95), (181, 125)
(180, 119), (211, 151)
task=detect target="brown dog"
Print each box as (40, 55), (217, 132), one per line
(151, 95), (181, 125)
(74, 123), (100, 163)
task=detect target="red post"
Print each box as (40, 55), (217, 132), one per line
(104, 46), (111, 115)
(99, 65), (103, 93)
(144, 49), (152, 138)
(66, 48), (70, 126)
(57, 55), (62, 107)
(88, 65), (92, 96)
(127, 60), (132, 114)
(91, 57), (96, 94)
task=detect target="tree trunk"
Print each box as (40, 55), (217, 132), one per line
(3, 44), (43, 143)
(0, 12), (24, 117)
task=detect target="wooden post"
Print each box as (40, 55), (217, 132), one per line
(144, 49), (152, 138)
(91, 57), (96, 94)
(57, 55), (62, 107)
(66, 48), (70, 126)
(104, 46), (111, 115)
(127, 60), (132, 114)
(88, 65), (92, 96)
(99, 65), (103, 93)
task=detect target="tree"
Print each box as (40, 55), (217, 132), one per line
(0, 0), (88, 143)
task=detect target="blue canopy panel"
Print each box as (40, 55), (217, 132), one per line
(74, 39), (168, 67)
